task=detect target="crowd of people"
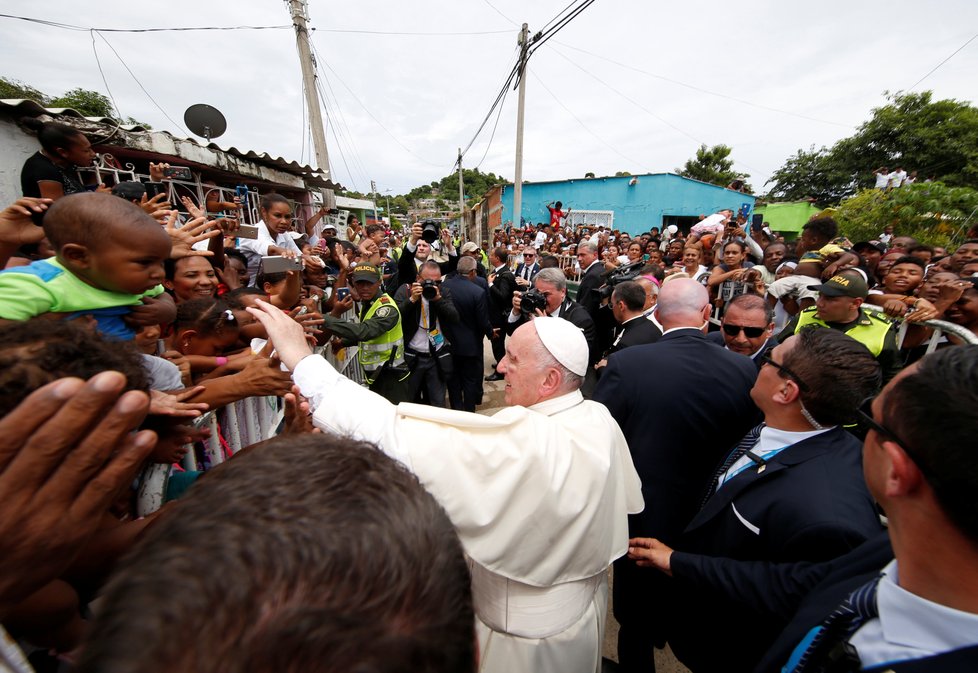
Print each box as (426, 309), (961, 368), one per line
(1, 119), (977, 673)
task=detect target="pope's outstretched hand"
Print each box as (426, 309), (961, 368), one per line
(246, 299), (314, 371)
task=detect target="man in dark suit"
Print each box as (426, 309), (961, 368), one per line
(506, 267), (598, 368)
(592, 278), (760, 673)
(441, 256), (493, 411)
(754, 345), (978, 672)
(513, 247), (541, 286)
(706, 293), (775, 368)
(605, 280), (662, 358)
(393, 260), (460, 407)
(484, 247), (516, 381)
(575, 241), (610, 350)
(628, 328), (884, 672)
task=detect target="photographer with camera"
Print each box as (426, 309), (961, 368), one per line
(507, 267), (598, 368)
(394, 261), (459, 407)
(397, 220), (459, 287)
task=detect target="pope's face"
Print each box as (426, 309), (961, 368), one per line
(497, 324), (550, 407)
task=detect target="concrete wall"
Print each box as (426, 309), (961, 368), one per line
(0, 117), (42, 206)
(499, 173), (754, 234)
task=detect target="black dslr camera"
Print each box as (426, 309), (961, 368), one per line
(421, 220), (440, 244)
(421, 279), (439, 300)
(520, 288), (548, 315)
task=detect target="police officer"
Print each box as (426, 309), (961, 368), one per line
(779, 269), (901, 381)
(320, 263), (409, 403)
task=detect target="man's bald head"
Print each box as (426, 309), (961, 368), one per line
(656, 278), (709, 329)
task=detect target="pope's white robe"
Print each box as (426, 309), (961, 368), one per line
(293, 355), (643, 673)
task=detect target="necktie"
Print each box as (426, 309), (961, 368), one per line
(700, 423), (765, 509)
(787, 575), (882, 673)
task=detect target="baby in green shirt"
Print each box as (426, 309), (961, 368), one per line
(0, 192), (175, 339)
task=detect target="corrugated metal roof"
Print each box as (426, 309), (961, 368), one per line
(0, 99), (343, 190)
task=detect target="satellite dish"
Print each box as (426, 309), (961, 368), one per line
(184, 104), (227, 141)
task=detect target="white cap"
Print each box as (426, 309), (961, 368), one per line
(533, 317), (588, 377)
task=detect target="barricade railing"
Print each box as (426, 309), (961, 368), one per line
(860, 304), (978, 349)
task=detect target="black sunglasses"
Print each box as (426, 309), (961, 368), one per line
(855, 397), (936, 479)
(722, 323), (766, 338)
(760, 354), (809, 392)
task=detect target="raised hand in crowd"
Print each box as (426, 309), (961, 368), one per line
(0, 372), (156, 614)
(148, 162), (169, 183)
(163, 211), (222, 259)
(138, 191), (171, 220)
(0, 197), (50, 267)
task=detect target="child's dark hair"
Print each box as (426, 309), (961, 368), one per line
(44, 192), (157, 251)
(0, 320), (148, 415)
(255, 269), (288, 290)
(225, 249), (248, 267)
(224, 287), (265, 309)
(21, 118), (86, 154)
(260, 193), (290, 212)
(174, 298), (238, 336)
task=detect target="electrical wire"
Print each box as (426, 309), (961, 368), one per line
(0, 14), (292, 32)
(526, 0), (596, 59)
(318, 28), (512, 36)
(531, 70), (648, 171)
(94, 32), (191, 135)
(310, 39), (445, 168)
(89, 30), (122, 121)
(0, 14), (512, 36)
(481, 0), (518, 26)
(548, 45), (705, 146)
(553, 41), (853, 128)
(317, 76), (369, 189)
(907, 31), (978, 91)
(458, 50), (523, 164)
(310, 41), (372, 186)
(474, 78), (511, 170)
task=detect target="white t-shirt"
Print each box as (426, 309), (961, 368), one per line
(875, 171), (892, 189)
(237, 223), (302, 278)
(890, 170), (907, 188)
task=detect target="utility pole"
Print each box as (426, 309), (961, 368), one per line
(457, 147), (465, 241)
(512, 23), (529, 231)
(288, 0), (334, 209)
(371, 179), (379, 223)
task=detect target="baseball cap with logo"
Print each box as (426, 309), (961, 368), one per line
(350, 264), (381, 282)
(807, 270), (869, 298)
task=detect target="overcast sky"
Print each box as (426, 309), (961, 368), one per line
(2, 1), (976, 196)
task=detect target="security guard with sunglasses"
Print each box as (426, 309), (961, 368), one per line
(707, 293), (775, 367)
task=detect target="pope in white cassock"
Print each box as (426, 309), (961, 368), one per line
(248, 299), (643, 673)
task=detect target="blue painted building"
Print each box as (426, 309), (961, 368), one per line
(498, 173), (754, 234)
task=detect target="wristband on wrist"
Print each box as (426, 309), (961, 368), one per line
(215, 356), (229, 367)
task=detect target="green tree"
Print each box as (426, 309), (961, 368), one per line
(833, 182), (978, 248)
(676, 144), (751, 191)
(49, 88), (115, 117)
(0, 77), (47, 102)
(764, 146), (856, 206)
(766, 91), (978, 206)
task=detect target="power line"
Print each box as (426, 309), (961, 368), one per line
(457, 51), (522, 164)
(309, 41), (372, 186)
(552, 41), (854, 129)
(474, 77), (512, 170)
(0, 14), (291, 32)
(531, 70), (648, 171)
(548, 45), (706, 146)
(310, 37), (444, 168)
(94, 31), (190, 134)
(89, 31), (122, 120)
(481, 0), (518, 26)
(526, 0), (596, 60)
(907, 31), (978, 91)
(318, 28), (512, 36)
